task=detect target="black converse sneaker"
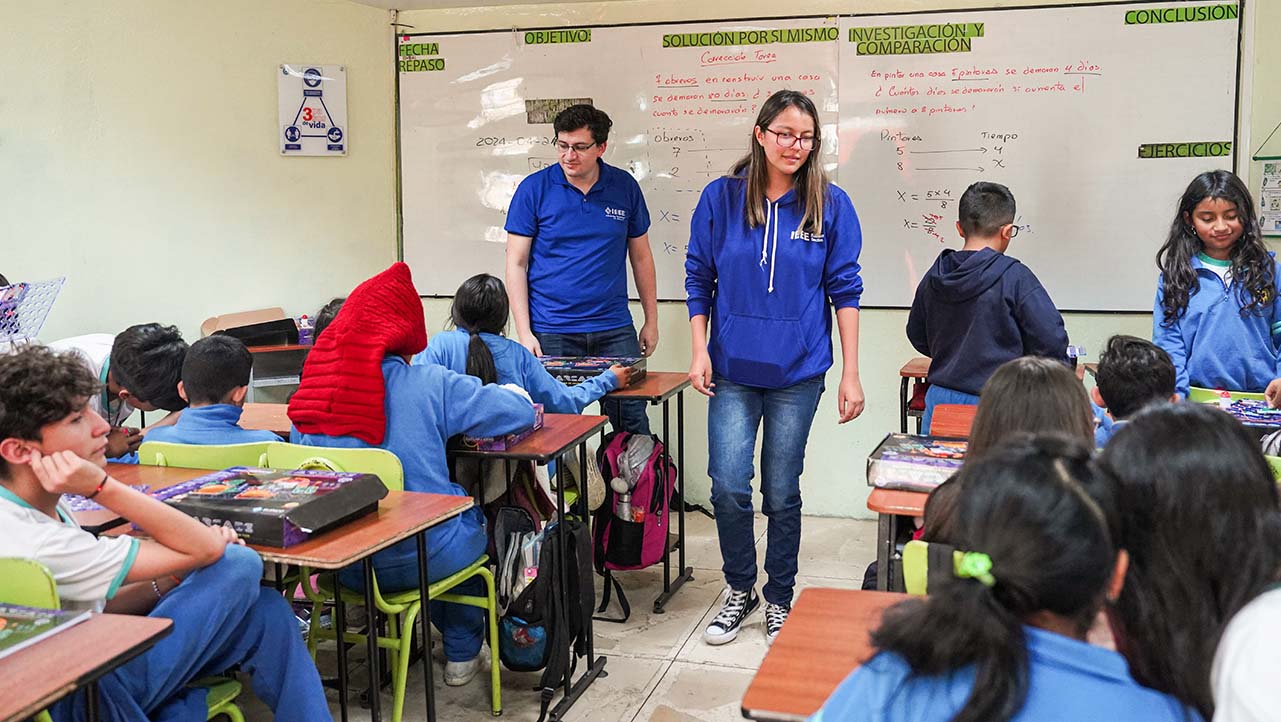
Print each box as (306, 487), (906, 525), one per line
(764, 602), (790, 645)
(702, 587), (759, 645)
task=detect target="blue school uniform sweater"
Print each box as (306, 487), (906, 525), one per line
(1153, 254), (1281, 399)
(291, 357), (535, 570)
(143, 404), (282, 445)
(412, 329), (619, 414)
(685, 177), (863, 389)
(810, 626), (1200, 722)
(906, 248), (1068, 396)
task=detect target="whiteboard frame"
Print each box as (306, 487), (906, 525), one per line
(393, 0), (1246, 313)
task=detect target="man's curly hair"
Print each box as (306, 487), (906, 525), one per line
(0, 346), (100, 477)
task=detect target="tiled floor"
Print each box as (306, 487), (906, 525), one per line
(238, 513), (877, 722)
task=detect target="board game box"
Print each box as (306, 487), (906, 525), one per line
(867, 433), (967, 492)
(1212, 399), (1281, 428)
(539, 356), (646, 386)
(0, 604), (91, 661)
(464, 404), (544, 451)
(156, 467), (388, 547)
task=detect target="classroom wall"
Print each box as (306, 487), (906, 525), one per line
(407, 0), (1274, 519)
(1, 0), (397, 342)
(4, 0), (1272, 519)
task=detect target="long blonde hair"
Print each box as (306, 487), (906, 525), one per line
(730, 90), (828, 235)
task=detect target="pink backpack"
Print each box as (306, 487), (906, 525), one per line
(591, 431), (677, 622)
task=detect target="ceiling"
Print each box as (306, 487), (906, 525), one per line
(350, 0), (615, 9)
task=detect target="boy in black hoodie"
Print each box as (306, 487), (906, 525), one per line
(906, 181), (1068, 434)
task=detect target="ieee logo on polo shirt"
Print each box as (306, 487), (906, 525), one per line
(605, 206), (628, 222)
(791, 229), (824, 242)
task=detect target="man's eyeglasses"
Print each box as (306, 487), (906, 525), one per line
(554, 140), (598, 154)
(762, 127), (818, 151)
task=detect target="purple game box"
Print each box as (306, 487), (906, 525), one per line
(463, 404), (544, 451)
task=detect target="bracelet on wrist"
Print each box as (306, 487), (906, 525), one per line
(85, 473), (109, 500)
(151, 580), (164, 599)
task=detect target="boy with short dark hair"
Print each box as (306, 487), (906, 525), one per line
(144, 335), (283, 445)
(314, 297), (345, 342)
(1091, 334), (1177, 446)
(48, 323), (190, 457)
(0, 345), (329, 721)
(906, 181), (1069, 433)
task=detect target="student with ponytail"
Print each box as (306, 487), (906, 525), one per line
(811, 435), (1198, 722)
(415, 273), (632, 412)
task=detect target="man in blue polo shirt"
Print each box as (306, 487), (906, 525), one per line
(505, 104), (657, 434)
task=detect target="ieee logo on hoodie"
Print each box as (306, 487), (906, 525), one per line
(790, 229), (824, 242)
(605, 206), (628, 222)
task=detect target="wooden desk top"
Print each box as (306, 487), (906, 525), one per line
(866, 487), (928, 516)
(899, 357), (931, 378)
(742, 588), (908, 721)
(247, 344), (312, 354)
(250, 490), (472, 569)
(928, 404), (976, 439)
(452, 413), (608, 462)
(0, 614), (172, 722)
(606, 371), (691, 402)
(241, 402), (291, 438)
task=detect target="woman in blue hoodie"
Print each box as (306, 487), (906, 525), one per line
(685, 90), (864, 647)
(1153, 170), (1281, 403)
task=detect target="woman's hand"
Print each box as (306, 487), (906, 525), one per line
(689, 349), (715, 397)
(837, 375), (865, 423)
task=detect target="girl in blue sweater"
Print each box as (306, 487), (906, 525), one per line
(685, 90), (864, 647)
(414, 273), (631, 412)
(811, 435), (1198, 722)
(1153, 170), (1281, 402)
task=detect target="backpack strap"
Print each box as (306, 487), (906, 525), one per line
(593, 570), (631, 623)
(536, 522), (571, 722)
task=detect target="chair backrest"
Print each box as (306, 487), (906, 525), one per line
(1267, 455), (1281, 482)
(902, 540), (929, 595)
(902, 540), (969, 596)
(138, 441), (271, 469)
(0, 558), (59, 609)
(1187, 386), (1267, 403)
(262, 442), (405, 491)
(930, 404), (977, 438)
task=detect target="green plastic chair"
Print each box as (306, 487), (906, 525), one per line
(0, 559), (244, 722)
(1187, 386), (1267, 403)
(1267, 455), (1281, 482)
(137, 441), (271, 469)
(265, 443), (502, 720)
(902, 540), (979, 596)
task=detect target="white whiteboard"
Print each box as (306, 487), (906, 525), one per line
(398, 1), (1240, 311)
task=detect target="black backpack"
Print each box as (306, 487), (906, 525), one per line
(497, 517), (594, 722)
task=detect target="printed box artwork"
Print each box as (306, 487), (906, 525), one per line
(540, 356), (647, 386)
(867, 433), (967, 492)
(0, 604), (91, 661)
(464, 404), (544, 451)
(157, 467), (388, 547)
(1213, 399), (1281, 428)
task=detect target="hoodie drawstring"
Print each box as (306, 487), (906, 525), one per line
(760, 199), (780, 294)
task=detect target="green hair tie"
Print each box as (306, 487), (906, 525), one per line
(954, 551), (996, 587)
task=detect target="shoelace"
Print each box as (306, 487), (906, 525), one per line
(765, 604), (789, 631)
(712, 590), (751, 627)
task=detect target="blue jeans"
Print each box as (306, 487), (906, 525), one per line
(707, 373), (824, 606)
(536, 324), (651, 435)
(921, 384), (980, 435)
(52, 544), (330, 722)
(338, 507), (488, 662)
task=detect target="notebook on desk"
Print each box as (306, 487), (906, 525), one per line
(0, 604), (91, 661)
